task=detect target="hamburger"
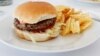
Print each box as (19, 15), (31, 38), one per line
(13, 2), (60, 42)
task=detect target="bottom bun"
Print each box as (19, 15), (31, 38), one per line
(14, 27), (58, 42)
(13, 23), (61, 42)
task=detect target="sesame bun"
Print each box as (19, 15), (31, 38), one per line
(14, 2), (56, 24)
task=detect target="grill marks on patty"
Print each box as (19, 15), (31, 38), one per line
(14, 17), (56, 33)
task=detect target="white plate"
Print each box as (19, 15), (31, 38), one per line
(77, 0), (100, 4)
(0, 13), (100, 53)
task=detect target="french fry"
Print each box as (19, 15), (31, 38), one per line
(56, 12), (65, 23)
(60, 18), (71, 36)
(74, 21), (80, 33)
(70, 13), (92, 32)
(64, 8), (74, 19)
(56, 5), (93, 36)
(70, 18), (75, 33)
(56, 12), (62, 22)
(70, 13), (92, 24)
(80, 21), (92, 31)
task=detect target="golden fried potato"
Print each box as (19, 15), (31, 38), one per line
(70, 18), (75, 33)
(64, 8), (74, 21)
(80, 21), (92, 31)
(56, 5), (72, 23)
(56, 5), (93, 36)
(70, 13), (92, 32)
(70, 13), (92, 24)
(74, 21), (80, 33)
(60, 18), (71, 36)
(70, 19), (80, 34)
(70, 18), (80, 34)
(56, 12), (65, 23)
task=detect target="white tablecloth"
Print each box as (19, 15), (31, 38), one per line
(0, 0), (100, 56)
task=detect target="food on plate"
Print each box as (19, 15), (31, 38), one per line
(56, 5), (93, 36)
(13, 2), (93, 42)
(13, 2), (60, 42)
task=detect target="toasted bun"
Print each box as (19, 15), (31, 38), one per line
(14, 1), (56, 24)
(14, 27), (58, 42)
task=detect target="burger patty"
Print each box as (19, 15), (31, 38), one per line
(14, 18), (56, 33)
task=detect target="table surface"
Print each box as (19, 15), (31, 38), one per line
(0, 0), (100, 56)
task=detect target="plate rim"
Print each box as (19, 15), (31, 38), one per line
(0, 35), (99, 53)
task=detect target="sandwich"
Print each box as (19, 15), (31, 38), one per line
(13, 2), (60, 42)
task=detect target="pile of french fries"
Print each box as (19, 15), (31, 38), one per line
(56, 5), (93, 36)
